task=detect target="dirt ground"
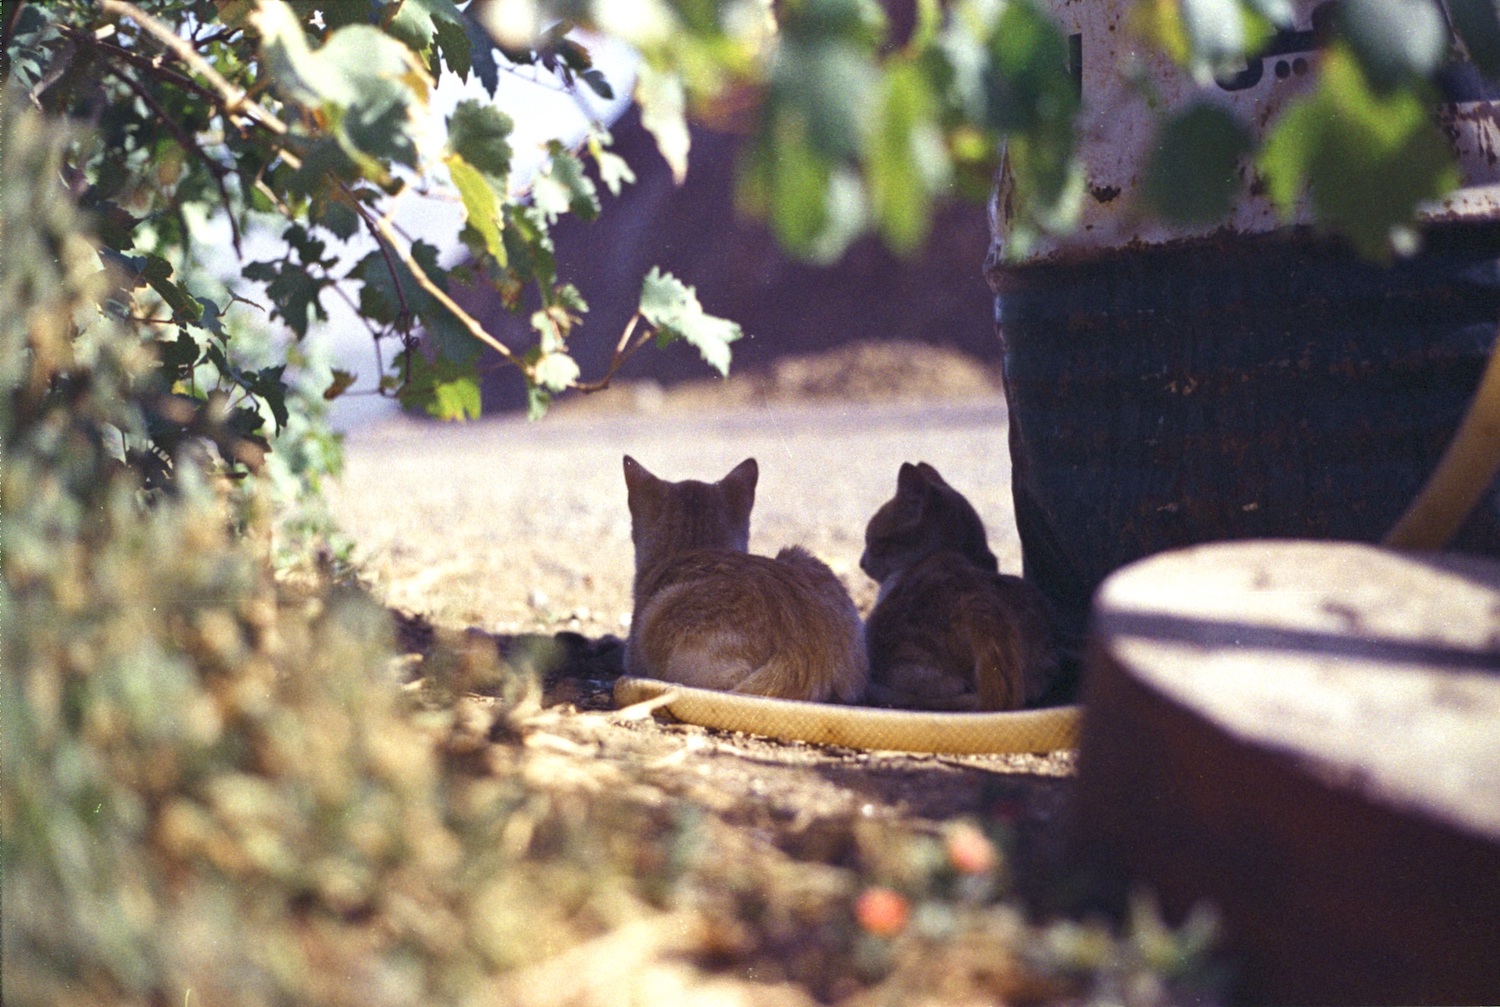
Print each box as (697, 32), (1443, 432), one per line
(325, 343), (1089, 1000)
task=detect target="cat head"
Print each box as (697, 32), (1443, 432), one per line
(860, 461), (998, 583)
(623, 455), (758, 567)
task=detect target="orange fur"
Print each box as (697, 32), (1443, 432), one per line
(624, 456), (867, 702)
(861, 462), (1057, 711)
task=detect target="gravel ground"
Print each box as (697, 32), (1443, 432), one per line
(328, 393), (1023, 639)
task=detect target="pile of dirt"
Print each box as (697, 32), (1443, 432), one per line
(557, 340), (1002, 417)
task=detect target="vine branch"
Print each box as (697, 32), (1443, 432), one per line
(572, 313), (653, 393)
(98, 0), (289, 137)
(367, 212), (520, 367)
(106, 62), (244, 256)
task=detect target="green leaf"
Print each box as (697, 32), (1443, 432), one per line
(773, 38), (879, 164)
(588, 132), (636, 196)
(638, 268), (742, 377)
(1338, 0), (1448, 91)
(984, 0), (1078, 136)
(447, 100), (514, 181)
(448, 157), (508, 265)
(1450, 0), (1500, 78)
(349, 242), (479, 361)
(982, 0), (1081, 233)
(432, 13), (474, 77)
(532, 142), (600, 222)
(324, 369), (358, 400)
(431, 373), (481, 420)
(250, 365), (291, 431)
(501, 204), (557, 291)
(1258, 44), (1461, 259)
(384, 0), (467, 54)
(159, 329), (202, 382)
(446, 102), (512, 264)
(866, 60), (948, 255)
(533, 352), (581, 391)
(1142, 103), (1253, 225)
(138, 254), (204, 323)
(243, 258), (330, 339)
(635, 63), (690, 183)
(253, 2), (421, 168)
(397, 352), (481, 420)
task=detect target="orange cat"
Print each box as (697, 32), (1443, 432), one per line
(623, 455), (867, 702)
(860, 462), (1058, 711)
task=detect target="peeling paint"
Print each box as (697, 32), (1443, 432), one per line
(991, 0), (1500, 268)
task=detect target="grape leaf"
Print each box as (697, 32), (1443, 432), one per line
(447, 100), (513, 181)
(866, 60), (946, 255)
(532, 142), (599, 222)
(1259, 44), (1460, 259)
(385, 0), (467, 54)
(635, 63), (690, 183)
(638, 268), (741, 377)
(1142, 102), (1253, 224)
(448, 157), (507, 264)
(397, 351), (481, 420)
(253, 3), (420, 168)
(533, 352), (581, 392)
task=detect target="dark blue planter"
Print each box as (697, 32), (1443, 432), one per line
(992, 225), (1500, 638)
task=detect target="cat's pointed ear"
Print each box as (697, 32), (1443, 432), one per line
(623, 454), (650, 487)
(897, 461), (925, 493)
(722, 457), (758, 516)
(624, 455), (661, 511)
(915, 462), (947, 487)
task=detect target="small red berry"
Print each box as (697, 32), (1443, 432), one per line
(945, 823), (998, 875)
(855, 886), (910, 937)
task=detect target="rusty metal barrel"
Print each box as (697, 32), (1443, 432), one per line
(988, 0), (1500, 638)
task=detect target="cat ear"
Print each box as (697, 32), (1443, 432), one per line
(722, 458), (758, 517)
(897, 462), (924, 493)
(623, 454), (650, 487)
(623, 455), (662, 513)
(915, 462), (946, 487)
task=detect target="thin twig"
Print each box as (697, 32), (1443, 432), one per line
(99, 0), (289, 136)
(59, 25), (228, 114)
(344, 192), (414, 331)
(367, 211), (520, 365)
(106, 62), (244, 256)
(572, 313), (653, 393)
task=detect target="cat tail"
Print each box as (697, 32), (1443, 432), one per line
(962, 598), (1026, 711)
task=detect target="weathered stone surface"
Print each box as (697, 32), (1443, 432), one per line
(1076, 540), (1500, 1005)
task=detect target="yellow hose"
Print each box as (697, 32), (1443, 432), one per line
(1386, 329), (1500, 549)
(614, 676), (1081, 754)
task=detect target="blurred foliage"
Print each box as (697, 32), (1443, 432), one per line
(6, 0), (1479, 439)
(1132, 0), (1471, 260)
